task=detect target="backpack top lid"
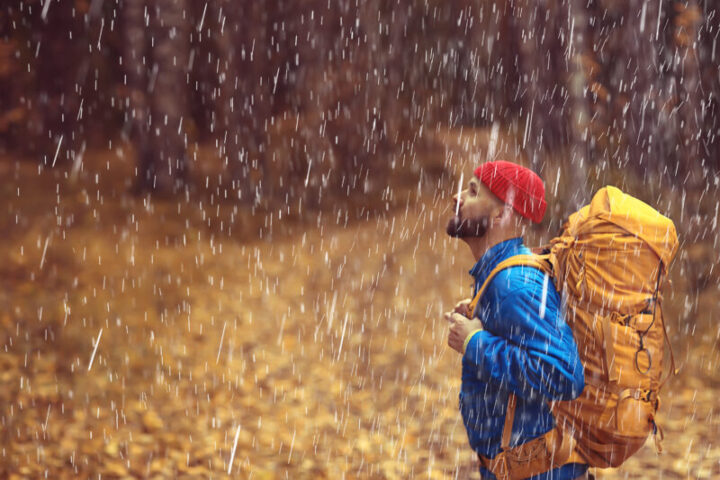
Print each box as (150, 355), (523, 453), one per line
(567, 186), (679, 269)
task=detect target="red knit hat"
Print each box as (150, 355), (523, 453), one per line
(473, 161), (547, 223)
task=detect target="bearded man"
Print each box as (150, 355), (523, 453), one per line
(445, 161), (587, 480)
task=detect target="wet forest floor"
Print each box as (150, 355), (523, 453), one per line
(1, 144), (719, 479)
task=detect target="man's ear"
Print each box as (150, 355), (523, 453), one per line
(493, 204), (514, 226)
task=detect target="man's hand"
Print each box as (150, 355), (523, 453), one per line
(445, 312), (484, 354)
(453, 298), (473, 317)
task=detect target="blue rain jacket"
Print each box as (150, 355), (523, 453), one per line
(461, 238), (586, 480)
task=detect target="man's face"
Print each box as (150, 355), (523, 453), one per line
(446, 177), (501, 238)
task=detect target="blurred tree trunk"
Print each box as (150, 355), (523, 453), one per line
(35, 0), (84, 166)
(0, 12), (26, 151)
(384, 1), (409, 146)
(361, 0), (389, 148)
(139, 0), (189, 194)
(624, 0), (661, 178)
(700, 2), (720, 172)
(499, 1), (522, 122)
(462, 0), (502, 126)
(561, 0), (590, 210)
(515, 0), (546, 170)
(542, 0), (570, 152)
(208, 1), (252, 201)
(357, 0), (387, 178)
(122, 0), (152, 191)
(673, 1), (704, 185)
(237, 2), (271, 204)
(449, 1), (477, 127)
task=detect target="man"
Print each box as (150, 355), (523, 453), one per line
(445, 161), (587, 479)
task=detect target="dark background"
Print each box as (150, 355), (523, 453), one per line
(2, 1), (718, 200)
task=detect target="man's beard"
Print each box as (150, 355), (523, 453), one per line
(446, 214), (489, 238)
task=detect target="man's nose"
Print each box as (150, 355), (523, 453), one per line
(453, 192), (463, 208)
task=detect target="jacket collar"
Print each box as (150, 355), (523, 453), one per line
(469, 237), (526, 294)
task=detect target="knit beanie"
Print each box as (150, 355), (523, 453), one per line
(473, 161), (547, 223)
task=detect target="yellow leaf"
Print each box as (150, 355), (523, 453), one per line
(104, 460), (128, 476)
(142, 410), (164, 431)
(105, 441), (119, 457)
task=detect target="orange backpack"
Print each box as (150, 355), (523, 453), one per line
(468, 186), (679, 480)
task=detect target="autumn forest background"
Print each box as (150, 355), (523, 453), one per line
(1, 0), (720, 478)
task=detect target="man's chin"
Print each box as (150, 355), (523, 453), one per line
(446, 215), (488, 238)
(446, 216), (464, 238)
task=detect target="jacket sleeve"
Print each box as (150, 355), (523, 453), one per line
(462, 281), (585, 401)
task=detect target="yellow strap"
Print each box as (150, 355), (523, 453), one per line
(467, 254), (552, 318)
(652, 415), (665, 454)
(658, 308), (679, 389)
(501, 394), (517, 451)
(617, 388), (658, 406)
(602, 315), (619, 382)
(479, 424), (582, 479)
(467, 253), (554, 473)
(564, 448), (586, 465)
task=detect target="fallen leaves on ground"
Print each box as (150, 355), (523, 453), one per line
(0, 151), (719, 478)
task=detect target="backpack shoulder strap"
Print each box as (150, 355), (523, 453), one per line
(467, 254), (552, 318)
(468, 253), (566, 477)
